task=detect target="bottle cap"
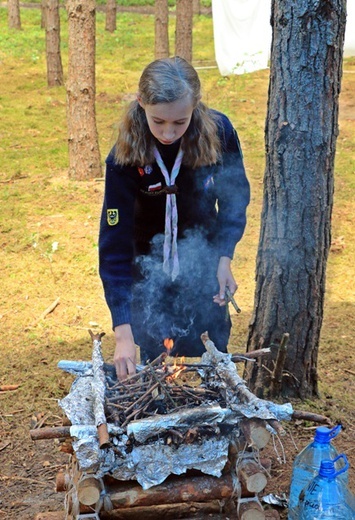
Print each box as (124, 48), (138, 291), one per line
(318, 454), (349, 478)
(319, 459), (337, 477)
(314, 424), (342, 443)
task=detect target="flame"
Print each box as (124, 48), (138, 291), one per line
(170, 355), (186, 380)
(163, 339), (187, 380)
(164, 337), (174, 355)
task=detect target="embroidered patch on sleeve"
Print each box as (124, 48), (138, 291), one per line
(107, 209), (119, 226)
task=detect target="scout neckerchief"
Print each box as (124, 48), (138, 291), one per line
(153, 146), (184, 281)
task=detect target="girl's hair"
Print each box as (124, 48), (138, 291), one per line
(114, 57), (221, 168)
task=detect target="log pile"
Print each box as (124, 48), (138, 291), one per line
(30, 331), (329, 519)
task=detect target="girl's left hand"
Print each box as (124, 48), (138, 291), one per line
(213, 256), (238, 306)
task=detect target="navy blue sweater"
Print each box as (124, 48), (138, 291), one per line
(99, 111), (250, 330)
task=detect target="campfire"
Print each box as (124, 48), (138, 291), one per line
(30, 331), (330, 520)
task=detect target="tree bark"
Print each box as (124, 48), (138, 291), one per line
(193, 0), (201, 16)
(245, 0), (346, 399)
(8, 0), (21, 29)
(155, 0), (169, 59)
(175, 0), (193, 63)
(105, 0), (117, 33)
(65, 0), (102, 180)
(41, 0), (46, 29)
(45, 0), (64, 87)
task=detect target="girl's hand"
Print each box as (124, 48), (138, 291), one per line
(113, 324), (137, 380)
(213, 256), (238, 306)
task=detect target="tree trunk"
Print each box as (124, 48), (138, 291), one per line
(66, 0), (102, 180)
(41, 0), (46, 29)
(245, 0), (346, 399)
(175, 0), (193, 63)
(105, 0), (117, 33)
(155, 0), (169, 59)
(193, 0), (201, 15)
(8, 0), (21, 29)
(45, 0), (64, 87)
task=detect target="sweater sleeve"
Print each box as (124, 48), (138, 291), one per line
(98, 152), (138, 329)
(214, 114), (250, 259)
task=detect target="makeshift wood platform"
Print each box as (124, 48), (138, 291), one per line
(31, 331), (329, 519)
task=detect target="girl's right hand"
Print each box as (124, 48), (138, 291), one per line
(113, 324), (137, 381)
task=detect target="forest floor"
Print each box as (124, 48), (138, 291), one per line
(0, 5), (355, 520)
(1, 86), (354, 520)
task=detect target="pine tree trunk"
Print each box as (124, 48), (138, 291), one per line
(8, 0), (21, 30)
(155, 0), (169, 59)
(175, 0), (193, 63)
(105, 0), (117, 33)
(245, 0), (346, 399)
(193, 0), (201, 15)
(41, 0), (46, 29)
(45, 0), (64, 87)
(66, 0), (102, 180)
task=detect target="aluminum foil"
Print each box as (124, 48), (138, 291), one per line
(91, 337), (107, 429)
(127, 405), (230, 443)
(58, 370), (239, 488)
(57, 337), (294, 490)
(116, 437), (230, 489)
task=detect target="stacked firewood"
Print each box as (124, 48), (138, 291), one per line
(30, 331), (330, 520)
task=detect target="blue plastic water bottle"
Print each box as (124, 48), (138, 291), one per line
(299, 454), (354, 519)
(288, 425), (346, 519)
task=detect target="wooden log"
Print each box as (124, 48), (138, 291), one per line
(265, 510), (281, 519)
(30, 426), (71, 440)
(240, 418), (271, 449)
(200, 332), (289, 425)
(98, 422), (110, 449)
(231, 348), (271, 363)
(267, 419), (286, 436)
(78, 477), (102, 505)
(97, 501), (222, 519)
(238, 459), (268, 493)
(89, 330), (110, 449)
(292, 409), (332, 425)
(34, 514), (73, 520)
(103, 473), (234, 508)
(55, 471), (71, 493)
(238, 498), (265, 520)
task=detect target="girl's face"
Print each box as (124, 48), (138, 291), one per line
(139, 97), (194, 145)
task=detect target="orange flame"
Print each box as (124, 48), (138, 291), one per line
(164, 337), (174, 354)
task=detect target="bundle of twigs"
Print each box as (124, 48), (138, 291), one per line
(105, 353), (225, 428)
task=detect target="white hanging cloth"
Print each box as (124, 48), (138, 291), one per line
(212, 0), (272, 75)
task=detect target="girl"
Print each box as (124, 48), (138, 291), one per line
(99, 57), (250, 380)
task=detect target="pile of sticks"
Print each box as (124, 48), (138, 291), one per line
(105, 354), (225, 429)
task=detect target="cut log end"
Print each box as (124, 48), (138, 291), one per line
(238, 498), (265, 520)
(239, 460), (268, 493)
(77, 477), (101, 506)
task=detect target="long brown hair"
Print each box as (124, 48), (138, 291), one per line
(114, 57), (221, 168)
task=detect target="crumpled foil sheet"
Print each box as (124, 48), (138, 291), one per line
(127, 405), (230, 443)
(91, 338), (107, 429)
(59, 373), (234, 489)
(58, 357), (294, 490)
